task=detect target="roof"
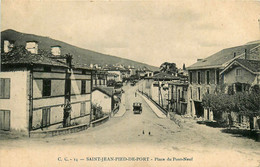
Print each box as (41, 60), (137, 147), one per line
(221, 59), (260, 75)
(168, 81), (189, 86)
(107, 73), (119, 76)
(1, 46), (68, 68)
(151, 72), (179, 80)
(92, 86), (114, 97)
(187, 42), (260, 70)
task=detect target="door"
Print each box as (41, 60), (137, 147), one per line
(194, 101), (204, 118)
(0, 110), (10, 131)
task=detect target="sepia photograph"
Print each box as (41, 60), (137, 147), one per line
(0, 0), (260, 167)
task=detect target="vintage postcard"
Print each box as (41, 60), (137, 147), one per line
(0, 0), (260, 167)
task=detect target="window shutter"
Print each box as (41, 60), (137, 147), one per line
(0, 78), (10, 99)
(0, 79), (4, 98)
(5, 79), (10, 98)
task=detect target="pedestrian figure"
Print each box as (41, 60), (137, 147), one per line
(142, 130), (145, 135)
(149, 132), (151, 136)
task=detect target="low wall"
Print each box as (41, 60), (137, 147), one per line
(91, 115), (109, 127)
(30, 123), (90, 138)
(138, 91), (167, 115)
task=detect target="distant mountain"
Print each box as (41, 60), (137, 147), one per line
(1, 29), (158, 71)
(246, 40), (260, 45)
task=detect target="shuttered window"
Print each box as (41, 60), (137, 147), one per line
(80, 102), (86, 116)
(0, 78), (10, 99)
(42, 79), (51, 97)
(0, 110), (10, 131)
(189, 72), (192, 84)
(206, 71), (210, 85)
(197, 71), (201, 84)
(42, 108), (50, 127)
(81, 80), (86, 94)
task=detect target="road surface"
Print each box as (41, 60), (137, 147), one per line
(0, 83), (259, 167)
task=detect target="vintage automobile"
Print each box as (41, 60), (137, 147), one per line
(133, 102), (142, 114)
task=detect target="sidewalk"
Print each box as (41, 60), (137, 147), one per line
(137, 92), (167, 118)
(113, 93), (126, 117)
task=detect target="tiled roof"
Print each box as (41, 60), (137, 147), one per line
(1, 46), (68, 68)
(107, 73), (119, 76)
(152, 72), (179, 80)
(187, 42), (260, 70)
(92, 86), (114, 97)
(234, 59), (260, 73)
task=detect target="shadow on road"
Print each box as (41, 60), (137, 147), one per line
(221, 129), (258, 141)
(197, 121), (226, 128)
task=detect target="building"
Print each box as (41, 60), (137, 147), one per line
(168, 82), (188, 115)
(0, 41), (93, 134)
(220, 59), (260, 129)
(92, 87), (115, 115)
(107, 73), (120, 82)
(139, 72), (180, 110)
(221, 59), (260, 87)
(186, 42), (260, 120)
(93, 70), (107, 87)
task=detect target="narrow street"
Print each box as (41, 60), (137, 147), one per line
(0, 83), (259, 167)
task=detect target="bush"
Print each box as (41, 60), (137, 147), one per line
(202, 85), (260, 125)
(92, 103), (104, 121)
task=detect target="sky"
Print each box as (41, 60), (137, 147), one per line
(1, 0), (260, 68)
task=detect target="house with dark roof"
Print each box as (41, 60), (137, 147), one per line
(220, 59), (260, 86)
(0, 40), (93, 135)
(186, 41), (260, 120)
(219, 59), (260, 129)
(92, 87), (117, 115)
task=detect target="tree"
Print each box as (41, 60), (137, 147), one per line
(159, 62), (177, 75)
(202, 85), (260, 128)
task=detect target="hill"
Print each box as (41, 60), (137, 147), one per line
(1, 29), (158, 71)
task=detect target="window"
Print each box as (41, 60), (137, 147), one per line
(197, 71), (201, 84)
(189, 72), (193, 84)
(190, 87), (192, 99)
(94, 78), (97, 86)
(216, 69), (220, 84)
(81, 80), (86, 94)
(198, 87), (201, 100)
(80, 102), (86, 116)
(236, 69), (241, 76)
(0, 78), (10, 99)
(0, 110), (10, 131)
(206, 87), (210, 94)
(206, 71), (210, 84)
(42, 79), (51, 97)
(44, 67), (51, 72)
(178, 89), (180, 102)
(42, 108), (50, 127)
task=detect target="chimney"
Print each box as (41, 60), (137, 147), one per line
(51, 45), (61, 56)
(233, 52), (236, 58)
(4, 40), (14, 53)
(197, 59), (203, 62)
(26, 41), (38, 54)
(245, 48), (249, 60)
